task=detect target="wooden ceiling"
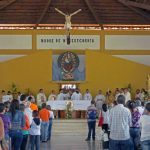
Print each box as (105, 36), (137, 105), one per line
(0, 0), (149, 26)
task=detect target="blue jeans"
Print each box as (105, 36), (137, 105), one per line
(130, 128), (140, 150)
(41, 121), (49, 141)
(47, 119), (53, 140)
(9, 130), (23, 150)
(141, 140), (150, 150)
(21, 134), (28, 150)
(30, 135), (40, 150)
(87, 121), (96, 140)
(109, 138), (132, 150)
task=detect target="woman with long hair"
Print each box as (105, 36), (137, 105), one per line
(8, 99), (25, 150)
(128, 101), (141, 150)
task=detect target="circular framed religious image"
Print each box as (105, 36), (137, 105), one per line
(57, 51), (80, 81)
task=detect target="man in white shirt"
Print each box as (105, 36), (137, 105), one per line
(5, 91), (13, 102)
(20, 94), (33, 125)
(57, 89), (65, 100)
(109, 95), (132, 150)
(1, 90), (8, 103)
(36, 89), (47, 106)
(83, 89), (92, 101)
(48, 90), (57, 101)
(71, 89), (82, 100)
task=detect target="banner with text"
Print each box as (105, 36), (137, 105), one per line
(37, 35), (100, 50)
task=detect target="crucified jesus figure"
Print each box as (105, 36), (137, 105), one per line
(55, 8), (82, 30)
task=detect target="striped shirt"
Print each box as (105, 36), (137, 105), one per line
(109, 104), (131, 140)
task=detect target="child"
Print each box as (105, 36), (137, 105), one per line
(28, 96), (38, 111)
(29, 110), (41, 150)
(100, 103), (110, 149)
(39, 103), (50, 142)
(46, 105), (54, 140)
(101, 103), (109, 132)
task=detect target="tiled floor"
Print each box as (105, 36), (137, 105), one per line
(40, 135), (102, 150)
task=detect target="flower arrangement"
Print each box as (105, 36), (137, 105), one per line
(65, 101), (73, 119)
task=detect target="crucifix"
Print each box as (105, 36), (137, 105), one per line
(55, 8), (82, 44)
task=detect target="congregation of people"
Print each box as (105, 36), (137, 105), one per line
(0, 93), (54, 150)
(0, 87), (150, 150)
(86, 89), (150, 150)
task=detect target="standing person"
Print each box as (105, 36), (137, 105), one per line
(140, 102), (150, 149)
(85, 100), (97, 141)
(28, 96), (38, 111)
(0, 103), (11, 142)
(6, 91), (13, 102)
(36, 89), (47, 106)
(27, 92), (35, 103)
(83, 89), (92, 101)
(0, 117), (4, 150)
(57, 89), (65, 100)
(48, 90), (57, 101)
(29, 110), (41, 150)
(94, 90), (105, 102)
(135, 99), (144, 115)
(71, 89), (82, 100)
(128, 101), (141, 150)
(47, 105), (54, 141)
(101, 103), (109, 132)
(109, 95), (132, 150)
(39, 103), (50, 142)
(20, 94), (33, 125)
(1, 90), (8, 103)
(20, 104), (30, 150)
(124, 88), (131, 104)
(95, 90), (105, 115)
(8, 99), (25, 150)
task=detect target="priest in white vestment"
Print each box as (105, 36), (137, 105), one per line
(57, 89), (65, 100)
(48, 90), (57, 101)
(36, 89), (47, 106)
(83, 89), (92, 101)
(124, 88), (131, 104)
(94, 90), (105, 102)
(71, 90), (82, 100)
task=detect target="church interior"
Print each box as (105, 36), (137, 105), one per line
(0, 0), (150, 150)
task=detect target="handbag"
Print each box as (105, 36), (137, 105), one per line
(1, 138), (9, 150)
(98, 111), (104, 127)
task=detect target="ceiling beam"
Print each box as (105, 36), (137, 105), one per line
(0, 0), (16, 10)
(126, 0), (150, 11)
(83, 0), (103, 29)
(118, 0), (150, 22)
(35, 0), (52, 29)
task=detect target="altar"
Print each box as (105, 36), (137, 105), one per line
(46, 100), (91, 119)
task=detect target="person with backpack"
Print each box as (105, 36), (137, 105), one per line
(85, 100), (97, 141)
